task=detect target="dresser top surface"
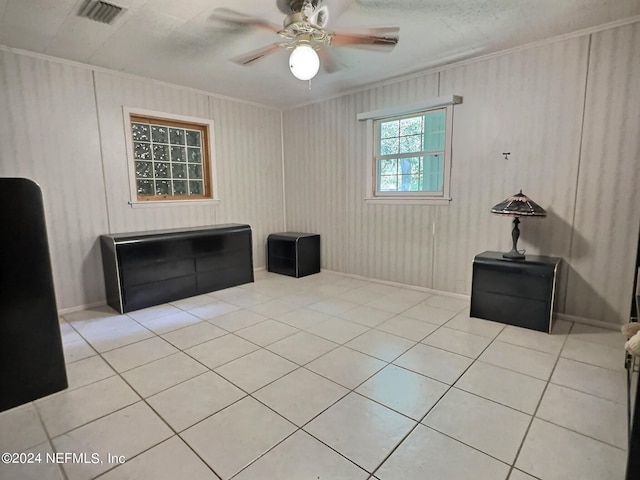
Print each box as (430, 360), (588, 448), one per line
(101, 224), (250, 243)
(475, 250), (561, 267)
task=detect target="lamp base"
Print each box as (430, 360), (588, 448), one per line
(502, 249), (525, 260)
(502, 217), (525, 259)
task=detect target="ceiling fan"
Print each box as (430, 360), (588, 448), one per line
(211, 0), (400, 81)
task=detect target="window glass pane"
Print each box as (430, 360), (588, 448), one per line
(379, 121), (399, 139)
(151, 126), (168, 143)
(135, 161), (153, 178)
(172, 163), (186, 179)
(423, 110), (446, 151)
(188, 164), (202, 179)
(410, 175), (422, 191)
(131, 123), (150, 142)
(380, 138), (399, 155)
(134, 142), (151, 160)
(402, 157), (421, 174)
(186, 130), (201, 147)
(153, 144), (169, 161)
(155, 180), (171, 195)
(154, 162), (169, 178)
(397, 158), (417, 191)
(379, 159), (397, 175)
(137, 180), (154, 196)
(399, 134), (423, 154)
(171, 146), (186, 162)
(422, 154), (444, 191)
(188, 147), (202, 163)
(173, 180), (187, 195)
(399, 116), (423, 136)
(169, 128), (185, 145)
(379, 176), (397, 191)
(396, 174), (425, 191)
(189, 181), (203, 195)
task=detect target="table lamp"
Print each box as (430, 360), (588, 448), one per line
(491, 190), (547, 259)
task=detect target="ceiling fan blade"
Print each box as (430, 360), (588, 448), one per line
(230, 43), (283, 66)
(209, 8), (281, 34)
(318, 48), (344, 73)
(330, 26), (399, 51)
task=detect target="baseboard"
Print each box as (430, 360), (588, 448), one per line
(59, 271), (619, 331)
(58, 300), (107, 316)
(321, 269), (471, 301)
(556, 313), (622, 331)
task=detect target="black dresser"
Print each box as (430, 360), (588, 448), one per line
(470, 251), (561, 333)
(100, 224), (254, 313)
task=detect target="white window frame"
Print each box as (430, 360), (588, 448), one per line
(123, 107), (220, 208)
(358, 95), (461, 205)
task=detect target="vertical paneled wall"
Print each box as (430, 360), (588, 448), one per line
(345, 77), (441, 287)
(436, 37), (589, 308)
(0, 51), (285, 311)
(0, 50), (108, 311)
(567, 23), (640, 324)
(283, 97), (349, 271)
(209, 96), (284, 268)
(283, 21), (640, 325)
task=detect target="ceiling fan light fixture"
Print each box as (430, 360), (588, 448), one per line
(289, 44), (320, 80)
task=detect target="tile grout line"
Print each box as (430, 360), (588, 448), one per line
(50, 277), (626, 479)
(506, 321), (576, 479)
(60, 310), (233, 480)
(56, 286), (469, 478)
(368, 317), (510, 478)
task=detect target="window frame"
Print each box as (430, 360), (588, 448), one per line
(123, 107), (219, 208)
(359, 95), (461, 205)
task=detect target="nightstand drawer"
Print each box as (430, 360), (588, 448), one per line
(472, 264), (552, 301)
(471, 290), (550, 332)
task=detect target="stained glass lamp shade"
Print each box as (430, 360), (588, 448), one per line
(491, 190), (547, 259)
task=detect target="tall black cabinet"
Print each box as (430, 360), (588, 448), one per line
(0, 178), (67, 412)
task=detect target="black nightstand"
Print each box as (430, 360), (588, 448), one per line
(267, 232), (320, 278)
(470, 251), (561, 333)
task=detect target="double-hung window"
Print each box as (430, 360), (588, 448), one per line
(359, 95), (461, 205)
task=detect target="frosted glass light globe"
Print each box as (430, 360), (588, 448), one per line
(289, 44), (320, 81)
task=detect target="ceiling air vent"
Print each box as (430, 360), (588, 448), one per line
(78, 0), (125, 25)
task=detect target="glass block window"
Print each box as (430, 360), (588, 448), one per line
(374, 108), (446, 195)
(129, 114), (212, 201)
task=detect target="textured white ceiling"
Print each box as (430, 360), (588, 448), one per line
(0, 0), (639, 108)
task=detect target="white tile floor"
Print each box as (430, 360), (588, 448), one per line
(0, 271), (630, 480)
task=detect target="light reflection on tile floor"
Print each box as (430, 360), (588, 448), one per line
(0, 271), (630, 480)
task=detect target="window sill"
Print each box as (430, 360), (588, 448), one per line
(364, 197), (452, 206)
(128, 199), (220, 209)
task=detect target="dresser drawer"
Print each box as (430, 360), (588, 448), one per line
(121, 258), (195, 287)
(118, 239), (193, 266)
(123, 275), (197, 311)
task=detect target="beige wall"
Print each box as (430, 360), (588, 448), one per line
(283, 21), (640, 325)
(0, 51), (285, 311)
(1, 19), (638, 324)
